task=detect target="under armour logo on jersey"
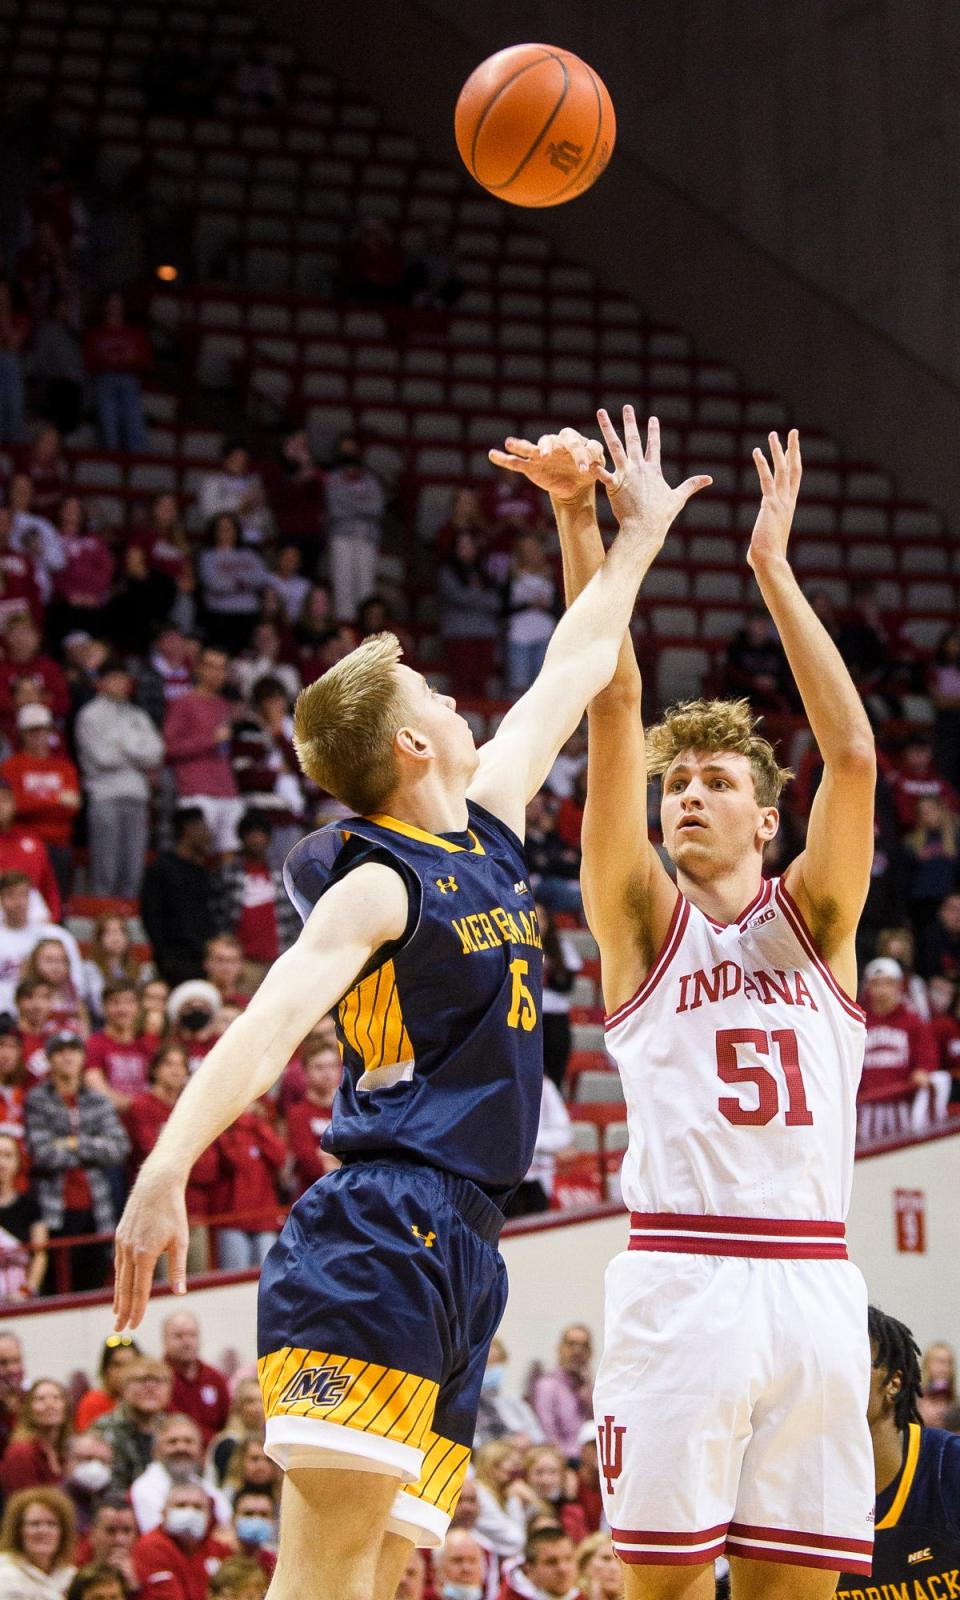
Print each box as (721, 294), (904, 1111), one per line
(411, 1225), (436, 1248)
(598, 1414), (626, 1494)
(435, 876), (458, 894)
(514, 881), (529, 895)
(279, 1362), (351, 1409)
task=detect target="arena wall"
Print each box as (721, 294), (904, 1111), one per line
(247, 0), (960, 521)
(8, 1129), (960, 1392)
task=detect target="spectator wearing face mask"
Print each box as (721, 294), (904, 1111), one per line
(165, 981), (222, 1071)
(130, 1413), (231, 1534)
(62, 1434), (114, 1535)
(475, 1339), (544, 1450)
(434, 1528), (490, 1600)
(230, 1487), (277, 1581)
(132, 1481), (230, 1600)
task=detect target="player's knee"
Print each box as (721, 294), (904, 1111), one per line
(623, 1563), (716, 1600)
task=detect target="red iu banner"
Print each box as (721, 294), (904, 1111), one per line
(894, 1188), (926, 1254)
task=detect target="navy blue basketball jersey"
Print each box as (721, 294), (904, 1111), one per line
(282, 800), (544, 1195)
(835, 1424), (960, 1598)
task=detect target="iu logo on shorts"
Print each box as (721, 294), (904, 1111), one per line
(598, 1413), (626, 1494)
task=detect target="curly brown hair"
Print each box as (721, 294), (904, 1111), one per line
(646, 698), (793, 807)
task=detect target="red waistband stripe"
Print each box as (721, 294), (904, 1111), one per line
(628, 1212), (848, 1259)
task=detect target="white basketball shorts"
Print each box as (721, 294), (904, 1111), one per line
(593, 1214), (875, 1578)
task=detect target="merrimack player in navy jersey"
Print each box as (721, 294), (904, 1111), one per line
(835, 1307), (960, 1600)
(111, 411), (711, 1600)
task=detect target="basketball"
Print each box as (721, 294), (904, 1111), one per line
(454, 43), (616, 208)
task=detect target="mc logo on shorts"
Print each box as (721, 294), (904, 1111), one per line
(598, 1414), (626, 1495)
(279, 1362), (352, 1408)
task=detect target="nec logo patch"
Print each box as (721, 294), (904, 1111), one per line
(279, 1362), (352, 1408)
(908, 1547), (933, 1565)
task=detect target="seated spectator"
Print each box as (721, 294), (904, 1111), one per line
(21, 938), (88, 1037)
(162, 1312), (230, 1447)
(930, 624), (960, 790)
(138, 977), (170, 1043)
(522, 1445), (587, 1544)
(75, 1497), (138, 1592)
(498, 1525), (583, 1600)
(324, 434), (385, 625)
(473, 1440), (530, 1560)
(286, 1038), (341, 1197)
(230, 622), (300, 704)
(572, 1421), (603, 1535)
(25, 1033), (129, 1291)
(438, 529), (503, 698)
(209, 1553), (269, 1599)
(0, 707), (81, 894)
(576, 1532), (622, 1599)
(531, 1327), (593, 1461)
(163, 648), (242, 855)
(229, 1486), (276, 1580)
(723, 610), (790, 713)
(0, 1378), (70, 1495)
(220, 1436), (279, 1505)
(505, 532), (557, 694)
(293, 581), (335, 665)
(197, 444), (269, 544)
(134, 623), (195, 729)
(394, 1547), (426, 1599)
(74, 1337), (141, 1432)
(433, 1529), (488, 1599)
(212, 1100), (285, 1271)
(84, 980), (152, 1113)
(930, 976), (960, 1089)
(166, 981), (222, 1070)
(132, 1480), (230, 1600)
(83, 915), (150, 1029)
(65, 1562), (127, 1600)
(890, 735), (959, 831)
(206, 1379), (264, 1486)
(82, 291), (151, 453)
(265, 542), (311, 622)
(525, 795), (582, 916)
(918, 891), (960, 982)
(62, 1433), (114, 1535)
(0, 1487), (77, 1598)
(859, 957), (945, 1141)
(131, 1413), (231, 1535)
(0, 614), (70, 731)
(0, 508), (42, 630)
(75, 656), (164, 900)
(0, 873), (83, 1016)
(873, 927), (930, 1019)
(506, 1078), (572, 1218)
(0, 778), (61, 921)
(904, 794), (960, 929)
(0, 1130), (47, 1302)
(0, 1329), (26, 1455)
(211, 816), (301, 986)
(198, 516), (269, 655)
(475, 1338), (545, 1452)
(140, 808), (219, 987)
(51, 499), (115, 642)
(7, 476), (63, 614)
(230, 679), (305, 865)
(93, 1357), (173, 1495)
(131, 492), (193, 591)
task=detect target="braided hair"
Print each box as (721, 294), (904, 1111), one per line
(869, 1305), (923, 1430)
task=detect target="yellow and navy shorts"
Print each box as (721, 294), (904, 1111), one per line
(256, 1155), (507, 1547)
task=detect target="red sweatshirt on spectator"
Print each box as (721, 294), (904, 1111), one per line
(890, 768), (960, 831)
(932, 1013), (960, 1080)
(0, 551), (42, 628)
(0, 828), (60, 918)
(214, 1108), (286, 1231)
(83, 324), (152, 376)
(164, 691), (237, 799)
(0, 751), (79, 846)
(123, 1089), (219, 1217)
(85, 1031), (151, 1100)
(56, 532), (114, 606)
(132, 1527), (230, 1600)
(860, 1004), (939, 1101)
(286, 1097), (335, 1196)
(0, 655), (69, 725)
(0, 1436), (62, 1495)
(168, 1361), (230, 1443)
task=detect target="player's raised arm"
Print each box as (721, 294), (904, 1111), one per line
(468, 409), (710, 845)
(749, 430), (876, 990)
(112, 861), (408, 1330)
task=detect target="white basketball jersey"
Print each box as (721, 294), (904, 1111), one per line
(604, 877), (866, 1221)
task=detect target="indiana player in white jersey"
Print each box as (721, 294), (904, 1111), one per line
(491, 412), (876, 1600)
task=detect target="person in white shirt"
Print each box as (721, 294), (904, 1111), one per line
(130, 1413), (231, 1534)
(0, 874), (83, 1015)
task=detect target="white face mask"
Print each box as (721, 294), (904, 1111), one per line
(70, 1458), (112, 1493)
(164, 1507), (207, 1542)
(441, 1586), (483, 1600)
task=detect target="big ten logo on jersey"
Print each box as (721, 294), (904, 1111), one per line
(597, 1415), (626, 1496)
(279, 1361), (352, 1409)
(450, 903), (542, 957)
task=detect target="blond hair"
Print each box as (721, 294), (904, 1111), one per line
(646, 698), (792, 808)
(293, 632), (405, 815)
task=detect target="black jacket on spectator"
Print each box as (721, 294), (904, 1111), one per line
(140, 849), (220, 985)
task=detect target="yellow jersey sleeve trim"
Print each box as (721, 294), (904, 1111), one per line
(875, 1421), (921, 1530)
(365, 813), (486, 856)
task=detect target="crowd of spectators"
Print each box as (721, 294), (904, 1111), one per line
(0, 1319), (956, 1597)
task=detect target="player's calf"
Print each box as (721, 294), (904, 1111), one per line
(622, 1564), (717, 1599)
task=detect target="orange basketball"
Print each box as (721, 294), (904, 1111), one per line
(455, 43), (616, 208)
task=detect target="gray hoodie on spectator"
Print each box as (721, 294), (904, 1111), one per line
(74, 695), (164, 802)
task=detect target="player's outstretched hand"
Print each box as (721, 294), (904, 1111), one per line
(489, 427), (606, 503)
(748, 429), (802, 573)
(597, 407), (712, 542)
(113, 1166), (189, 1330)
